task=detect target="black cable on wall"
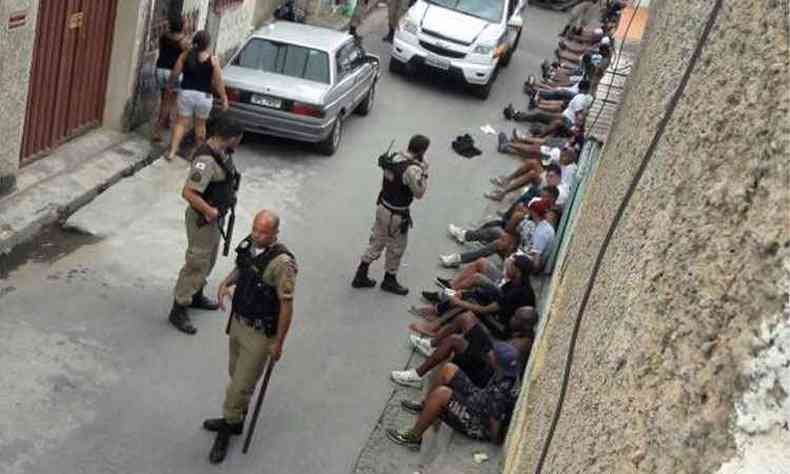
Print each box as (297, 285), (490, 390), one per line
(532, 1), (725, 472)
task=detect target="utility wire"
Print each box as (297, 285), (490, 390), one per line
(532, 1), (724, 472)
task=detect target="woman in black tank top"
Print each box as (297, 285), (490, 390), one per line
(165, 30), (229, 161)
(152, 16), (188, 143)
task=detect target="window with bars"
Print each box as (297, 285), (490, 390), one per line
(213, 0), (246, 13)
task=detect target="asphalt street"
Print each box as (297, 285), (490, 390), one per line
(0, 6), (563, 474)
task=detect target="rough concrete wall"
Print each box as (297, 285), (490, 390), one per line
(505, 0), (790, 473)
(0, 0), (39, 194)
(208, 0), (257, 63)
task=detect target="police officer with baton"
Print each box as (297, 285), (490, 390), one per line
(168, 117), (243, 335)
(203, 209), (298, 464)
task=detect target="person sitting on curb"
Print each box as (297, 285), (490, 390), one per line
(411, 255), (536, 338)
(437, 194), (557, 270)
(386, 343), (521, 448)
(391, 308), (538, 389)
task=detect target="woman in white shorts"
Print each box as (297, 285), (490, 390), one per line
(164, 30), (229, 161)
(152, 15), (188, 143)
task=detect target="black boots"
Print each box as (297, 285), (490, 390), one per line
(352, 262), (377, 288)
(206, 419), (244, 464)
(381, 273), (409, 296)
(190, 287), (219, 310)
(168, 301), (196, 335)
(203, 418), (244, 435)
(382, 29), (394, 43)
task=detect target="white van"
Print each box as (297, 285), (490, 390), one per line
(389, 0), (524, 99)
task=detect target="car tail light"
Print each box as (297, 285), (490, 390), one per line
(291, 102), (324, 118)
(225, 87), (241, 102)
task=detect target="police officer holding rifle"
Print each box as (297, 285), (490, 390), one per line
(167, 117), (243, 335)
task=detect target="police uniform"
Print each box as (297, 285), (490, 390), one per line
(169, 144), (238, 334)
(353, 152), (428, 295)
(204, 236), (297, 463)
(349, 0), (366, 36)
(385, 0), (410, 39)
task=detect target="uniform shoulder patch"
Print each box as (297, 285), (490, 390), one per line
(190, 171), (202, 182)
(194, 162), (207, 170)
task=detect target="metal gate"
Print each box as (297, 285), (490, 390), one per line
(20, 0), (118, 162)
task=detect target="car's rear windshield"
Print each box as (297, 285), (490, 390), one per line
(232, 38), (330, 84)
(428, 0), (504, 23)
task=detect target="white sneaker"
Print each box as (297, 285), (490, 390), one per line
(391, 369), (424, 388)
(447, 224), (466, 244)
(439, 253), (461, 268)
(409, 334), (435, 357)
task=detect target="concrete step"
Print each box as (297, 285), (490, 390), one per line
(0, 129), (156, 254)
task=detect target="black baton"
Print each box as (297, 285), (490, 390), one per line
(242, 359), (276, 454)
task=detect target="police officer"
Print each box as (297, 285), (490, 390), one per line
(352, 134), (430, 296)
(382, 0), (411, 42)
(203, 209), (297, 464)
(348, 0), (367, 38)
(168, 118), (243, 335)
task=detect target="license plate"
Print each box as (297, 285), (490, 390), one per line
(425, 54), (450, 70)
(250, 94), (282, 109)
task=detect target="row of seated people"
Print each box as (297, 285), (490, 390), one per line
(383, 5), (621, 451)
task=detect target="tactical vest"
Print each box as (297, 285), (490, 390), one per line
(231, 238), (295, 336)
(378, 157), (419, 209)
(194, 144), (239, 215)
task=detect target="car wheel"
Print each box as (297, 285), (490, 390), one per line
(318, 116), (343, 156)
(470, 67), (498, 100)
(500, 29), (522, 68)
(512, 28), (522, 53)
(389, 57), (405, 75)
(355, 82), (376, 116)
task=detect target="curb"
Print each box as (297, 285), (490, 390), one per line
(0, 137), (158, 255)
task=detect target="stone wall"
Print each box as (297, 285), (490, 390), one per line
(207, 0), (257, 63)
(504, 0), (790, 473)
(0, 0), (39, 195)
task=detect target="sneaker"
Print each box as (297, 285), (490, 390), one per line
(439, 253), (461, 268)
(401, 399), (424, 415)
(391, 369), (424, 388)
(435, 276), (453, 289)
(448, 224), (466, 244)
(421, 291), (440, 304)
(489, 175), (508, 187)
(409, 334), (435, 357)
(386, 428), (422, 450)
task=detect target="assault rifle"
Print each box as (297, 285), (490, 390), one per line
(219, 169), (241, 257)
(377, 140), (397, 169)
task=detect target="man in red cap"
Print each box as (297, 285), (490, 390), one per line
(525, 198), (556, 274)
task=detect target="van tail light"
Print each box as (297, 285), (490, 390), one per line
(225, 87), (241, 102)
(291, 102), (325, 118)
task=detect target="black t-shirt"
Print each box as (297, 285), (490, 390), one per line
(495, 280), (536, 327)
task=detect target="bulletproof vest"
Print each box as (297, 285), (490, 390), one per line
(195, 144), (239, 215)
(231, 238), (295, 334)
(378, 156), (419, 209)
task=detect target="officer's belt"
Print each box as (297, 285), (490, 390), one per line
(379, 199), (410, 217)
(233, 313), (275, 336)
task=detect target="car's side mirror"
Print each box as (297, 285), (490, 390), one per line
(508, 14), (523, 28)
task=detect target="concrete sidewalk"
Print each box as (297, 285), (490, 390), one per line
(0, 129), (157, 255)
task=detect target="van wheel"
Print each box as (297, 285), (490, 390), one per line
(471, 67), (498, 100)
(318, 117), (343, 155)
(355, 82), (376, 116)
(500, 28), (522, 67)
(389, 57), (405, 75)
